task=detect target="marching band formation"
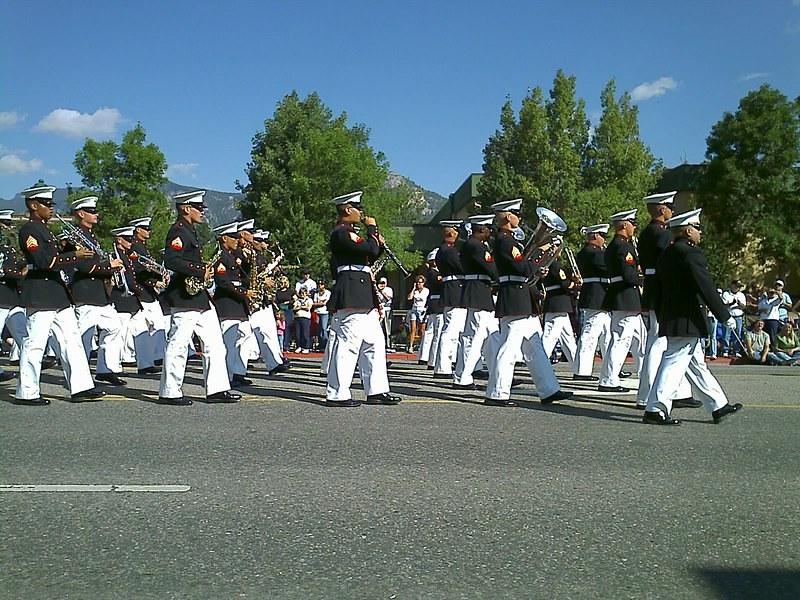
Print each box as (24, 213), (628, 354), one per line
(2, 182), (743, 425)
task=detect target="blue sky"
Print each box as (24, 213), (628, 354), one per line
(1, 1), (798, 200)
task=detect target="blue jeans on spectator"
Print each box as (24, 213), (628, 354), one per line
(282, 307), (295, 350)
(763, 319), (781, 347)
(316, 313), (329, 350)
(295, 317), (311, 351)
(720, 315), (743, 356)
(277, 333), (284, 350)
(706, 315), (718, 357)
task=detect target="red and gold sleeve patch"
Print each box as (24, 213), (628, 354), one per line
(348, 231), (363, 244)
(624, 252), (635, 265)
(484, 251), (493, 263)
(216, 263), (227, 275)
(170, 237), (183, 251)
(25, 235), (39, 251)
(511, 246), (522, 261)
(559, 269), (567, 280)
(129, 252), (138, 260)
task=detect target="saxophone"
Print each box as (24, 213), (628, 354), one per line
(249, 243), (283, 312)
(185, 247), (222, 296)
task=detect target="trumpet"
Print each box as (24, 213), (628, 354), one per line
(562, 245), (582, 284)
(55, 213), (128, 290)
(136, 253), (171, 286)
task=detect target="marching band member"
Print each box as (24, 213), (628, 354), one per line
(432, 221), (466, 377)
(416, 249), (443, 367)
(0, 209), (28, 382)
(597, 209), (644, 393)
(635, 192), (698, 409)
(485, 199), (571, 405)
(14, 182), (104, 405)
(66, 195), (127, 387)
(453, 214), (498, 389)
(325, 191), (400, 407)
(158, 190), (240, 405)
(109, 226), (144, 369)
(643, 209), (742, 425)
(540, 249), (579, 365)
(572, 224), (611, 380)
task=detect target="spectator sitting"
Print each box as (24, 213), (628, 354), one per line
(745, 319), (771, 365)
(769, 321), (800, 366)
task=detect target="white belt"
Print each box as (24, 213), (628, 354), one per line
(582, 277), (608, 284)
(609, 276), (624, 283)
(498, 275), (527, 283)
(544, 285), (560, 292)
(463, 274), (491, 281)
(644, 268), (656, 275)
(430, 294), (441, 299)
(442, 275), (462, 282)
(336, 265), (371, 273)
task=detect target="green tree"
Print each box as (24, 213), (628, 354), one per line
(237, 91), (419, 277)
(73, 124), (171, 254)
(699, 85), (800, 281)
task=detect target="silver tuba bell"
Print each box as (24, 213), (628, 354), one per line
(523, 206), (568, 284)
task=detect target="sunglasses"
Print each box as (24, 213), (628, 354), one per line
(81, 208), (98, 215)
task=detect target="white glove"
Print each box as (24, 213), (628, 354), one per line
(724, 317), (736, 330)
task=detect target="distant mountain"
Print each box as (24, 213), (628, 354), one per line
(386, 172), (448, 218)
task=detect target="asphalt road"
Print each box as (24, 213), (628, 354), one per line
(1, 357), (799, 599)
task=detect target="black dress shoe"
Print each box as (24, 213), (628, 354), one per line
(0, 371), (16, 382)
(573, 374), (599, 381)
(484, 398), (516, 407)
(158, 396), (192, 406)
(154, 359), (163, 366)
(432, 373), (451, 380)
(95, 373), (127, 386)
(207, 390), (241, 403)
(712, 403), (743, 424)
(230, 374), (253, 387)
(268, 363), (289, 376)
(365, 393), (401, 405)
(471, 369), (489, 380)
(673, 397), (702, 409)
(634, 403), (647, 410)
(137, 366), (161, 375)
(541, 390), (573, 404)
(642, 410), (680, 425)
(598, 385), (628, 393)
(417, 360), (427, 365)
(452, 382), (476, 391)
(70, 388), (106, 402)
(41, 357), (58, 370)
(12, 397), (50, 406)
(618, 371), (632, 379)
(327, 399), (361, 407)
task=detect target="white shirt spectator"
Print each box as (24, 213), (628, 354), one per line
(313, 289), (331, 315)
(721, 289), (746, 318)
(758, 293), (782, 321)
(411, 287), (429, 312)
(377, 281), (393, 314)
(295, 274), (317, 296)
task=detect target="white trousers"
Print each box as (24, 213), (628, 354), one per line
(598, 311), (642, 387)
(16, 307), (95, 399)
(454, 309), (498, 386)
(433, 307), (467, 375)
(542, 312), (577, 364)
(644, 337), (728, 415)
(140, 300), (167, 362)
(250, 307), (284, 371)
(485, 315), (560, 400)
(418, 312), (444, 364)
(572, 309), (611, 376)
(320, 325), (335, 376)
(75, 304), (124, 374)
(159, 307), (231, 399)
(116, 312), (136, 364)
(0, 306), (28, 348)
(221, 318), (254, 378)
(637, 310), (693, 405)
(326, 308), (389, 401)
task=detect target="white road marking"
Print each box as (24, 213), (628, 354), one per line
(0, 484), (190, 493)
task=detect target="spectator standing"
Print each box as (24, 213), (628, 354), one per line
(274, 276), (294, 350)
(406, 275), (429, 353)
(775, 279), (793, 324)
(720, 280), (746, 358)
(275, 311), (286, 350)
(292, 288), (313, 353)
(745, 320), (771, 364)
(295, 270), (317, 296)
(312, 280), (331, 351)
(706, 288), (723, 359)
(376, 277), (394, 350)
(757, 287), (783, 345)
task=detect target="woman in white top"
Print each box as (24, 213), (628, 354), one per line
(406, 276), (429, 353)
(292, 288), (314, 353)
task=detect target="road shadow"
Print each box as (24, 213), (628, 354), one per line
(513, 398), (640, 422)
(695, 568), (800, 599)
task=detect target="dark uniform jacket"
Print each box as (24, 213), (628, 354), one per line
(436, 243), (464, 309)
(575, 244), (607, 310)
(423, 266), (442, 314)
(18, 219), (80, 311)
(638, 220), (672, 311)
(129, 240), (160, 304)
(213, 248), (250, 321)
(328, 222), (381, 312)
(163, 220), (210, 311)
(542, 258), (574, 314)
(0, 241), (27, 309)
(111, 242), (143, 315)
(602, 235), (641, 312)
(459, 237), (498, 312)
(66, 225), (116, 307)
(655, 237), (730, 338)
(493, 230), (535, 318)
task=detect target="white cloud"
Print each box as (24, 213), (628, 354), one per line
(35, 107), (122, 138)
(630, 77), (678, 102)
(739, 72), (770, 82)
(167, 162), (199, 179)
(0, 111), (26, 129)
(0, 153), (43, 175)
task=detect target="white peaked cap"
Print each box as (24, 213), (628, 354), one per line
(609, 209), (637, 223)
(0, 209), (14, 221)
(129, 217), (152, 228)
(491, 198), (523, 213)
(213, 221), (240, 237)
(468, 214), (495, 226)
(253, 229), (269, 241)
(439, 220), (462, 228)
(426, 248), (438, 261)
(71, 196), (98, 211)
(666, 208), (702, 228)
(111, 226), (135, 238)
(580, 223), (610, 236)
(22, 184), (56, 200)
(237, 219), (255, 232)
(174, 190), (206, 205)
(643, 191), (677, 204)
(332, 191), (363, 206)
